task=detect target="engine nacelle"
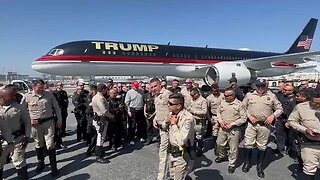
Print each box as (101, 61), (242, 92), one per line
(204, 62), (256, 88)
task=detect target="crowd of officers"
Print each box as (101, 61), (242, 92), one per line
(0, 76), (320, 180)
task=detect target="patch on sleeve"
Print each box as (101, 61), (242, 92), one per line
(185, 121), (191, 130)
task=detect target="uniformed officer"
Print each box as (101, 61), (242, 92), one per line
(53, 82), (69, 137)
(187, 87), (208, 157)
(92, 83), (114, 163)
(149, 78), (172, 180)
(275, 84), (296, 155)
(168, 79), (181, 94)
(215, 88), (247, 174)
(108, 89), (125, 151)
(144, 89), (157, 145)
(72, 81), (89, 142)
(229, 76), (244, 101)
(0, 87), (31, 179)
(242, 79), (283, 178)
(85, 85), (97, 157)
(180, 78), (194, 109)
(21, 79), (62, 177)
(288, 90), (320, 180)
(165, 93), (195, 180)
(206, 83), (224, 154)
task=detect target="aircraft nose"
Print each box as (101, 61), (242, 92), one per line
(31, 57), (47, 73)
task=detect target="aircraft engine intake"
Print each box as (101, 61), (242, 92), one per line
(204, 62), (256, 88)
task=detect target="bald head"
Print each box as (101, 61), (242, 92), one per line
(0, 87), (15, 106)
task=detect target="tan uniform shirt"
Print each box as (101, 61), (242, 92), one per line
(188, 96), (208, 120)
(288, 102), (320, 141)
(242, 90), (283, 121)
(0, 103), (31, 140)
(92, 92), (114, 120)
(217, 99), (247, 126)
(206, 93), (224, 115)
(0, 114), (14, 143)
(169, 109), (195, 147)
(180, 87), (192, 109)
(154, 88), (172, 124)
(21, 91), (62, 124)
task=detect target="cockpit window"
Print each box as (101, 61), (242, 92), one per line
(48, 49), (64, 56)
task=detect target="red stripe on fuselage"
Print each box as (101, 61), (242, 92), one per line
(36, 55), (223, 64)
(272, 62), (295, 67)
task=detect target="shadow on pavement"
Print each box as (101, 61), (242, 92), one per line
(193, 169), (223, 180)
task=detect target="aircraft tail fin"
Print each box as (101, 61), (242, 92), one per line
(286, 18), (318, 54)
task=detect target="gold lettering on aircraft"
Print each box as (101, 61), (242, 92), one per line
(119, 43), (132, 51)
(105, 42), (119, 51)
(91, 41), (159, 52)
(91, 42), (104, 49)
(132, 44), (148, 51)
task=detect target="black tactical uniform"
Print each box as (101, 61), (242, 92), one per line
(72, 89), (89, 142)
(144, 92), (158, 145)
(276, 94), (296, 153)
(85, 94), (97, 156)
(53, 89), (69, 136)
(108, 95), (125, 150)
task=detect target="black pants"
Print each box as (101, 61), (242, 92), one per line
(86, 125), (97, 154)
(61, 110), (68, 135)
(275, 118), (289, 151)
(146, 116), (159, 140)
(128, 109), (147, 140)
(75, 111), (88, 141)
(108, 117), (124, 148)
(287, 127), (301, 158)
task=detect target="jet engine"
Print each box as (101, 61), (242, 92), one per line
(204, 62), (256, 88)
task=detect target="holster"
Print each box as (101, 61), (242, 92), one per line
(168, 144), (183, 158)
(299, 133), (320, 145)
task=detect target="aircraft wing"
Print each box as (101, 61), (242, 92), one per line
(242, 51), (320, 70)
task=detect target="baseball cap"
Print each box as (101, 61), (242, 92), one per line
(132, 81), (139, 89)
(255, 79), (266, 87)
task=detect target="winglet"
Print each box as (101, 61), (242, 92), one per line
(286, 18), (318, 54)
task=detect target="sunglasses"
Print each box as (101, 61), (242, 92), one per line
(224, 94), (234, 97)
(168, 101), (179, 106)
(185, 82), (192, 84)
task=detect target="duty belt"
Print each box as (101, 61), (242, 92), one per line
(250, 121), (266, 126)
(37, 116), (54, 124)
(168, 144), (183, 158)
(300, 134), (320, 145)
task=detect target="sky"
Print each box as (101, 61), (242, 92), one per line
(1, 0), (320, 76)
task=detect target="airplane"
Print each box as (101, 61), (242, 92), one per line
(32, 18), (320, 88)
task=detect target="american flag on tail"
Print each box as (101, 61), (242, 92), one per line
(297, 35), (313, 49)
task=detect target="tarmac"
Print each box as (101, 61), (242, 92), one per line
(3, 101), (320, 180)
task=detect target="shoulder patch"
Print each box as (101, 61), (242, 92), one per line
(185, 121), (191, 130)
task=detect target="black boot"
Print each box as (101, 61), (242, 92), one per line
(212, 136), (218, 156)
(0, 169), (3, 180)
(17, 166), (28, 180)
(242, 148), (252, 173)
(303, 173), (315, 180)
(257, 150), (266, 178)
(195, 139), (203, 157)
(48, 149), (59, 177)
(35, 147), (45, 173)
(96, 146), (109, 163)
